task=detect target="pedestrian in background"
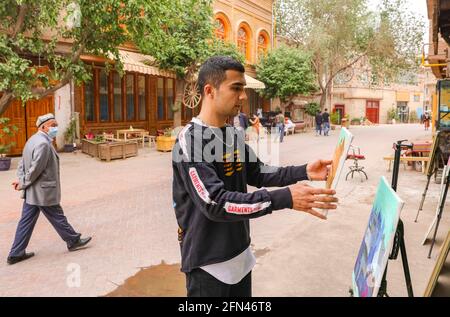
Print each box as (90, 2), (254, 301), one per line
(275, 111), (285, 143)
(423, 112), (430, 131)
(7, 113), (92, 265)
(249, 114), (261, 142)
(322, 108), (330, 136)
(315, 110), (323, 136)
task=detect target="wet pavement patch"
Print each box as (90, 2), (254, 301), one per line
(254, 247), (270, 258)
(106, 262), (186, 297)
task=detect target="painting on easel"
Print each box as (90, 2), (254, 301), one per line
(424, 230), (450, 297)
(352, 177), (404, 297)
(326, 127), (354, 189)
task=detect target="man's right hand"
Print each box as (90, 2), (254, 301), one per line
(288, 183), (338, 220)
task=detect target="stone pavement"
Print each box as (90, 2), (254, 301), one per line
(0, 124), (448, 296)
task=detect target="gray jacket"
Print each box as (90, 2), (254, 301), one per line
(17, 131), (61, 206)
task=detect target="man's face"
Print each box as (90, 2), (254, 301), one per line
(40, 119), (58, 133)
(210, 70), (247, 118)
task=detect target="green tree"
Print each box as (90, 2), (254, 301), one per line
(134, 0), (243, 115)
(305, 102), (320, 117)
(276, 0), (424, 109)
(0, 117), (18, 155)
(256, 46), (317, 109)
(0, 0), (180, 116)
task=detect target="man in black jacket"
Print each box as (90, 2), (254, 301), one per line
(315, 110), (323, 136)
(172, 56), (337, 297)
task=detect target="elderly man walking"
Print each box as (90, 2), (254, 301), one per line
(7, 113), (91, 265)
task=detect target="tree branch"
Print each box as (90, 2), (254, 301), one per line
(31, 72), (72, 98)
(312, 56), (325, 93)
(31, 37), (87, 98)
(0, 92), (14, 117)
(324, 52), (367, 89)
(11, 4), (28, 39)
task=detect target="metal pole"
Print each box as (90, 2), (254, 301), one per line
(428, 166), (450, 258)
(398, 220), (414, 297)
(378, 140), (414, 297)
(415, 173), (432, 222)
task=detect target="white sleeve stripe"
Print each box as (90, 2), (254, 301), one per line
(189, 167), (216, 205)
(179, 125), (191, 160)
(224, 201), (271, 215)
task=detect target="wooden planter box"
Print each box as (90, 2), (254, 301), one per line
(81, 139), (105, 158)
(156, 136), (176, 152)
(98, 141), (138, 161)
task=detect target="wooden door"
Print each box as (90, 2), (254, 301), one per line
(366, 100), (379, 124)
(1, 99), (26, 156)
(26, 95), (54, 139)
(334, 104), (345, 125)
(0, 95), (54, 156)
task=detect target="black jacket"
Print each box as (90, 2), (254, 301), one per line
(172, 119), (308, 273)
(315, 113), (323, 125)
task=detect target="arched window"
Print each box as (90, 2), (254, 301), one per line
(215, 18), (227, 40)
(257, 32), (269, 61)
(237, 26), (250, 61)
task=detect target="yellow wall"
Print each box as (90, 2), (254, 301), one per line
(396, 91), (410, 102)
(213, 0), (273, 65)
(432, 92), (437, 133)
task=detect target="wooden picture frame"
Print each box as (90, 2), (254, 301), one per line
(426, 131), (440, 176)
(423, 230), (450, 297)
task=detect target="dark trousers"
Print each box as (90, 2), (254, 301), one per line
(186, 268), (252, 297)
(9, 202), (81, 257)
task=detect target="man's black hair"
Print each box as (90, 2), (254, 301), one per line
(198, 56), (245, 96)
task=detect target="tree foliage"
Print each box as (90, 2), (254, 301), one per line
(0, 0), (204, 115)
(276, 0), (425, 108)
(256, 46), (317, 105)
(305, 102), (320, 117)
(134, 0), (243, 78)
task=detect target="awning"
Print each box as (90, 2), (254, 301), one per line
(245, 74), (265, 89)
(396, 91), (410, 102)
(118, 50), (176, 78)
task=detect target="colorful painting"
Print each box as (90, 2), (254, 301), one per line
(326, 127), (353, 189)
(352, 177), (404, 297)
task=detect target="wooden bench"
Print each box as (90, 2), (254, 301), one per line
(293, 122), (306, 133)
(383, 156), (431, 173)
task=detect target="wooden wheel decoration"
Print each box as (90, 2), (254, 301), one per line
(183, 80), (201, 109)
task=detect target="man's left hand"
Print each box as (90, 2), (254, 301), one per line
(12, 180), (20, 191)
(306, 159), (332, 181)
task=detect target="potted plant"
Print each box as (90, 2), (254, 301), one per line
(409, 110), (418, 123)
(341, 114), (350, 129)
(305, 102), (320, 130)
(63, 116), (77, 152)
(156, 128), (176, 152)
(330, 111), (340, 130)
(0, 117), (19, 171)
(387, 107), (398, 124)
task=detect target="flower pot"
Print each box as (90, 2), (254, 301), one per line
(156, 136), (176, 152)
(0, 157), (12, 171)
(64, 144), (75, 152)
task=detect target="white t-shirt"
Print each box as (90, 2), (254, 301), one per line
(233, 115), (241, 128)
(201, 246), (256, 285)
